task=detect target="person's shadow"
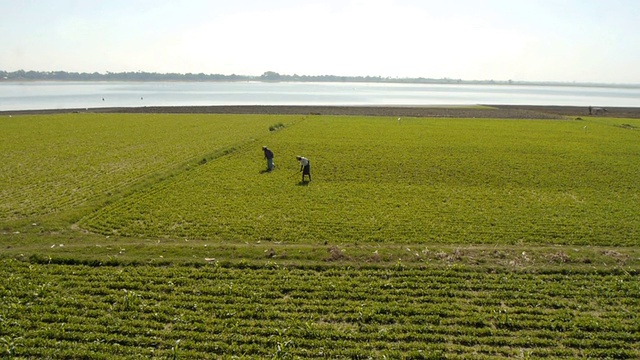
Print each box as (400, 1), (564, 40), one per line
(296, 181), (310, 186)
(259, 169), (273, 174)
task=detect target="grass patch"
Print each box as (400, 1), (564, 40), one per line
(269, 122), (285, 131)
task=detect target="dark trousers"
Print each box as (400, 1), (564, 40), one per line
(302, 164), (311, 181)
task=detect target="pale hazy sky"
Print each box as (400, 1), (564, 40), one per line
(2, 0), (639, 84)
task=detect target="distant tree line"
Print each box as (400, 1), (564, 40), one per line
(1, 70), (636, 88)
(0, 70), (251, 82)
(0, 69), (468, 84)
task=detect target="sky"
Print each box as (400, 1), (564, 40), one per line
(1, 0), (639, 84)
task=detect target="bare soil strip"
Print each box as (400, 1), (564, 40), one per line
(4, 105), (640, 118)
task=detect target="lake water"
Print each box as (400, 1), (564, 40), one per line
(1, 81), (638, 111)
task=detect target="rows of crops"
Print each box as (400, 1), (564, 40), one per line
(78, 116), (640, 246)
(1, 259), (638, 359)
(0, 113), (299, 226)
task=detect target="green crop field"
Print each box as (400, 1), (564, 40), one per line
(73, 115), (639, 246)
(1, 112), (639, 359)
(0, 113), (300, 228)
(1, 259), (638, 359)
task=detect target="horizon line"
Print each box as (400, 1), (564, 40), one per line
(1, 69), (639, 88)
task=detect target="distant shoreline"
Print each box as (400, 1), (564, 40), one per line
(1, 80), (639, 90)
(3, 104), (640, 119)
(2, 70), (639, 89)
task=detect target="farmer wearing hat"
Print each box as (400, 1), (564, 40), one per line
(296, 156), (311, 182)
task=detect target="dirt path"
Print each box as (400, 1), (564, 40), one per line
(3, 104), (640, 119)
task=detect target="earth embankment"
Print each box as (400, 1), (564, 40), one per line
(4, 104), (640, 118)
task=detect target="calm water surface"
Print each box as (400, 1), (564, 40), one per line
(1, 81), (638, 111)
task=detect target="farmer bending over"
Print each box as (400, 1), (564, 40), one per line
(297, 156), (311, 182)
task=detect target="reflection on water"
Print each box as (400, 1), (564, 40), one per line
(1, 81), (638, 111)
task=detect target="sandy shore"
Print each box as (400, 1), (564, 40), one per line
(3, 105), (640, 119)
